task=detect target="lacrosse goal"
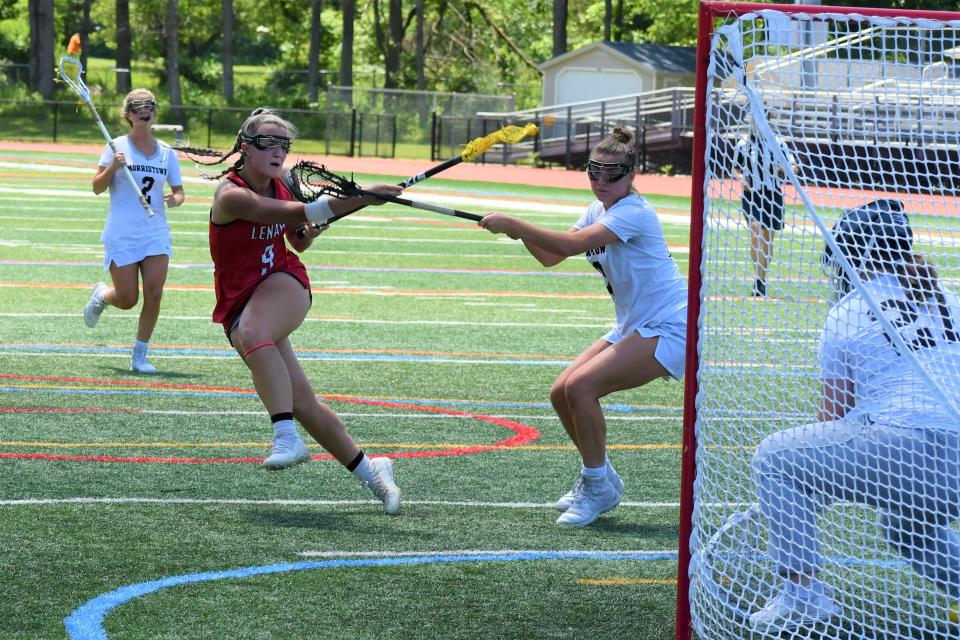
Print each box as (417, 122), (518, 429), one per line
(678, 3), (960, 639)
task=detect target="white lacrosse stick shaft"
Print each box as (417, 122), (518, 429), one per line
(59, 57), (154, 217)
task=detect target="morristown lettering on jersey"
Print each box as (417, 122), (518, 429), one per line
(127, 164), (169, 175)
(585, 245), (607, 258)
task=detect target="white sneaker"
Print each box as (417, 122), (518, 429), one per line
(555, 464), (624, 511)
(262, 433), (311, 470)
(362, 457), (401, 515)
(750, 582), (840, 634)
(556, 474), (620, 526)
(83, 282), (108, 328)
(131, 353), (158, 374)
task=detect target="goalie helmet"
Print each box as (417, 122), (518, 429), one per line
(822, 198), (913, 302)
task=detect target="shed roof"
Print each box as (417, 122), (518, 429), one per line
(540, 41), (697, 74)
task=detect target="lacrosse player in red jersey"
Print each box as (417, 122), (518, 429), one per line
(479, 127), (688, 526)
(84, 89), (185, 374)
(206, 107), (402, 513)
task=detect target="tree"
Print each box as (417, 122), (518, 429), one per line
(116, 0), (131, 94)
(552, 0), (567, 57)
(28, 0), (55, 98)
(603, 0), (611, 41)
(307, 0), (321, 103)
(222, 0), (234, 102)
(165, 0), (183, 123)
(339, 0), (355, 103)
(372, 0), (409, 88)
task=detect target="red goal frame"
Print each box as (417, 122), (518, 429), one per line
(675, 3), (960, 639)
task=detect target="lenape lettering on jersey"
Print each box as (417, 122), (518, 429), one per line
(585, 245), (607, 258)
(126, 164), (168, 175)
(251, 223), (286, 240)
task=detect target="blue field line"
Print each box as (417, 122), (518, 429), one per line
(63, 550), (669, 640)
(0, 385), (679, 413)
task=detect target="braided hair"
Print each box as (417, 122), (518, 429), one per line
(177, 108), (299, 179)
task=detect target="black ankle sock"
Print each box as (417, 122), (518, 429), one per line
(753, 279), (766, 297)
(270, 412), (294, 424)
(346, 450), (365, 472)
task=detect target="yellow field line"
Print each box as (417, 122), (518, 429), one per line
(577, 577), (677, 586)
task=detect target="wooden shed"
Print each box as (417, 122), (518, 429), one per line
(539, 41), (697, 106)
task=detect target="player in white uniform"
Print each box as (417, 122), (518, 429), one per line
(750, 199), (960, 633)
(83, 89), (185, 373)
(479, 126), (687, 526)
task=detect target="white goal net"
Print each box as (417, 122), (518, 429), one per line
(684, 5), (960, 639)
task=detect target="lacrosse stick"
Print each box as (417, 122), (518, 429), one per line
(58, 57), (153, 217)
(287, 161), (482, 226)
(292, 123), (538, 236)
(400, 122), (539, 187)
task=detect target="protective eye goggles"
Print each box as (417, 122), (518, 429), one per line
(242, 134), (292, 152)
(125, 99), (157, 113)
(585, 160), (633, 183)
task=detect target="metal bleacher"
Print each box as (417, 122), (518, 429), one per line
(469, 87), (696, 171)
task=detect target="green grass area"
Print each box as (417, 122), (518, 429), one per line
(0, 150), (695, 640)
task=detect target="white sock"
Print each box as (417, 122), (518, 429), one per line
(272, 419), (297, 438)
(581, 464), (605, 478)
(133, 339), (149, 358)
(352, 454), (374, 483)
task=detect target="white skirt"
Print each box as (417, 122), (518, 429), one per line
(604, 320), (687, 380)
(103, 236), (172, 270)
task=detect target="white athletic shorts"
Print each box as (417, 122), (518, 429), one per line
(604, 321), (687, 380)
(103, 236), (172, 270)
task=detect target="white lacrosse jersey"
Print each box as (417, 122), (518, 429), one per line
(820, 272), (960, 430)
(573, 194), (688, 339)
(735, 133), (791, 192)
(98, 136), (182, 246)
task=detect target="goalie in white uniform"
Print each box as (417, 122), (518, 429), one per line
(750, 199), (960, 633)
(83, 89), (185, 373)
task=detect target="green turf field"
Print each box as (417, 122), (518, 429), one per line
(0, 149), (700, 640)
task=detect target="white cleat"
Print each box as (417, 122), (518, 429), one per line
(131, 354), (158, 374)
(83, 282), (108, 328)
(750, 583), (840, 634)
(555, 464), (624, 512)
(262, 433), (311, 470)
(363, 457), (401, 515)
(556, 474), (620, 526)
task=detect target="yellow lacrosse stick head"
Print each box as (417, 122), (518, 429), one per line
(460, 123), (539, 161)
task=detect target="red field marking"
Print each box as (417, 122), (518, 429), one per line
(0, 374), (541, 464)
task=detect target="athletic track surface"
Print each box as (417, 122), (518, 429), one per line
(0, 140), (696, 198)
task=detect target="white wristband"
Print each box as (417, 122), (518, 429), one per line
(304, 197), (335, 225)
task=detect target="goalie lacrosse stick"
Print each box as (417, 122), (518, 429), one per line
(287, 161), (482, 226)
(293, 123), (538, 236)
(58, 57), (154, 218)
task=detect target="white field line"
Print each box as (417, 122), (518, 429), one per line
(117, 410), (683, 421)
(296, 548), (678, 558)
(0, 496), (697, 509)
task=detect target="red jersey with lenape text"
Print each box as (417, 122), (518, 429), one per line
(209, 171), (310, 331)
